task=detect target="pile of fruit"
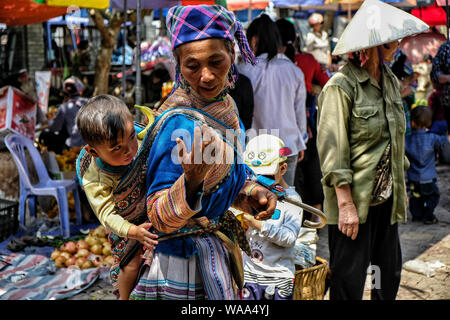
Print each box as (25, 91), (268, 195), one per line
(55, 146), (82, 171)
(50, 225), (114, 269)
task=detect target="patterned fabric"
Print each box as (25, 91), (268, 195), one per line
(166, 4), (256, 88)
(370, 143), (393, 206)
(243, 271), (294, 299)
(0, 253), (105, 300)
(129, 234), (237, 300)
(129, 246), (205, 300)
(166, 4), (255, 65)
(430, 42), (450, 107)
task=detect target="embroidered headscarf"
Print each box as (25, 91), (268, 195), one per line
(166, 4), (257, 88)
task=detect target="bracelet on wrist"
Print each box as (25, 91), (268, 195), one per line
(244, 182), (258, 197)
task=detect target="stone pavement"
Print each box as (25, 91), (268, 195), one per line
(68, 164), (450, 300)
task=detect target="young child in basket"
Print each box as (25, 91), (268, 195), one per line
(240, 134), (302, 300)
(75, 94), (158, 299)
(405, 105), (450, 224)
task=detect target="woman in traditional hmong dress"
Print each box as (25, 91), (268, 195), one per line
(128, 4), (278, 300)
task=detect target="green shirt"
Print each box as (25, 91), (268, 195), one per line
(317, 62), (408, 225)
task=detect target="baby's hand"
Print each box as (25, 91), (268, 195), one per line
(128, 222), (159, 250)
(242, 213), (263, 231)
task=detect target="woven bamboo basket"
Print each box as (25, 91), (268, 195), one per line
(293, 257), (329, 300)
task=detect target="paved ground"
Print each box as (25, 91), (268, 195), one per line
(68, 164), (450, 300)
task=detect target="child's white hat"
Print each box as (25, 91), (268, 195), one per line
(244, 134), (292, 176)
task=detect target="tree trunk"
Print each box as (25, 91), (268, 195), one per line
(93, 36), (116, 95)
(91, 9), (123, 95)
(90, 9), (151, 96)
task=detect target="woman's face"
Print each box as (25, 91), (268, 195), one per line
(311, 23), (322, 33)
(381, 40), (399, 63)
(178, 38), (234, 100)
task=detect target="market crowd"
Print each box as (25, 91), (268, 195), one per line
(9, 0), (450, 301)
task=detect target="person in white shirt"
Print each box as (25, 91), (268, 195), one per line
(305, 13), (331, 68)
(238, 14), (308, 186)
(239, 134), (302, 300)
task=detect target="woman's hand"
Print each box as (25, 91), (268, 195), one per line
(234, 183), (277, 221)
(177, 124), (222, 206)
(338, 201), (359, 240)
(177, 124), (220, 187)
(335, 184), (359, 240)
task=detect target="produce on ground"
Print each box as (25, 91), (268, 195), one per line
(50, 225), (114, 269)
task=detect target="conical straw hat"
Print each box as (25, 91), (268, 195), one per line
(332, 0), (429, 56)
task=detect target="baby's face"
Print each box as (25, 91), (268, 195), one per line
(94, 119), (138, 167)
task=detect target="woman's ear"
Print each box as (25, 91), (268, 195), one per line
(85, 145), (99, 158)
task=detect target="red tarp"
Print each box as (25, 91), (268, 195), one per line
(0, 0), (68, 26)
(412, 2), (448, 26)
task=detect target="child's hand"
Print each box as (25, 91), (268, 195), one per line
(128, 222), (159, 250)
(242, 213), (263, 231)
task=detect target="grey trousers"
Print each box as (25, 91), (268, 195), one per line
(283, 154), (299, 187)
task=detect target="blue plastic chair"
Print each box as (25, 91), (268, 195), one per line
(4, 133), (82, 238)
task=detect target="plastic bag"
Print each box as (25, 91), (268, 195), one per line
(402, 259), (445, 277)
(293, 227), (318, 269)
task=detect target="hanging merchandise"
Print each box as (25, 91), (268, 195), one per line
(46, 0), (110, 9)
(35, 71), (52, 115)
(140, 37), (173, 72)
(0, 86), (37, 142)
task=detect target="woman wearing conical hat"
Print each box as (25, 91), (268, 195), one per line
(316, 0), (429, 300)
